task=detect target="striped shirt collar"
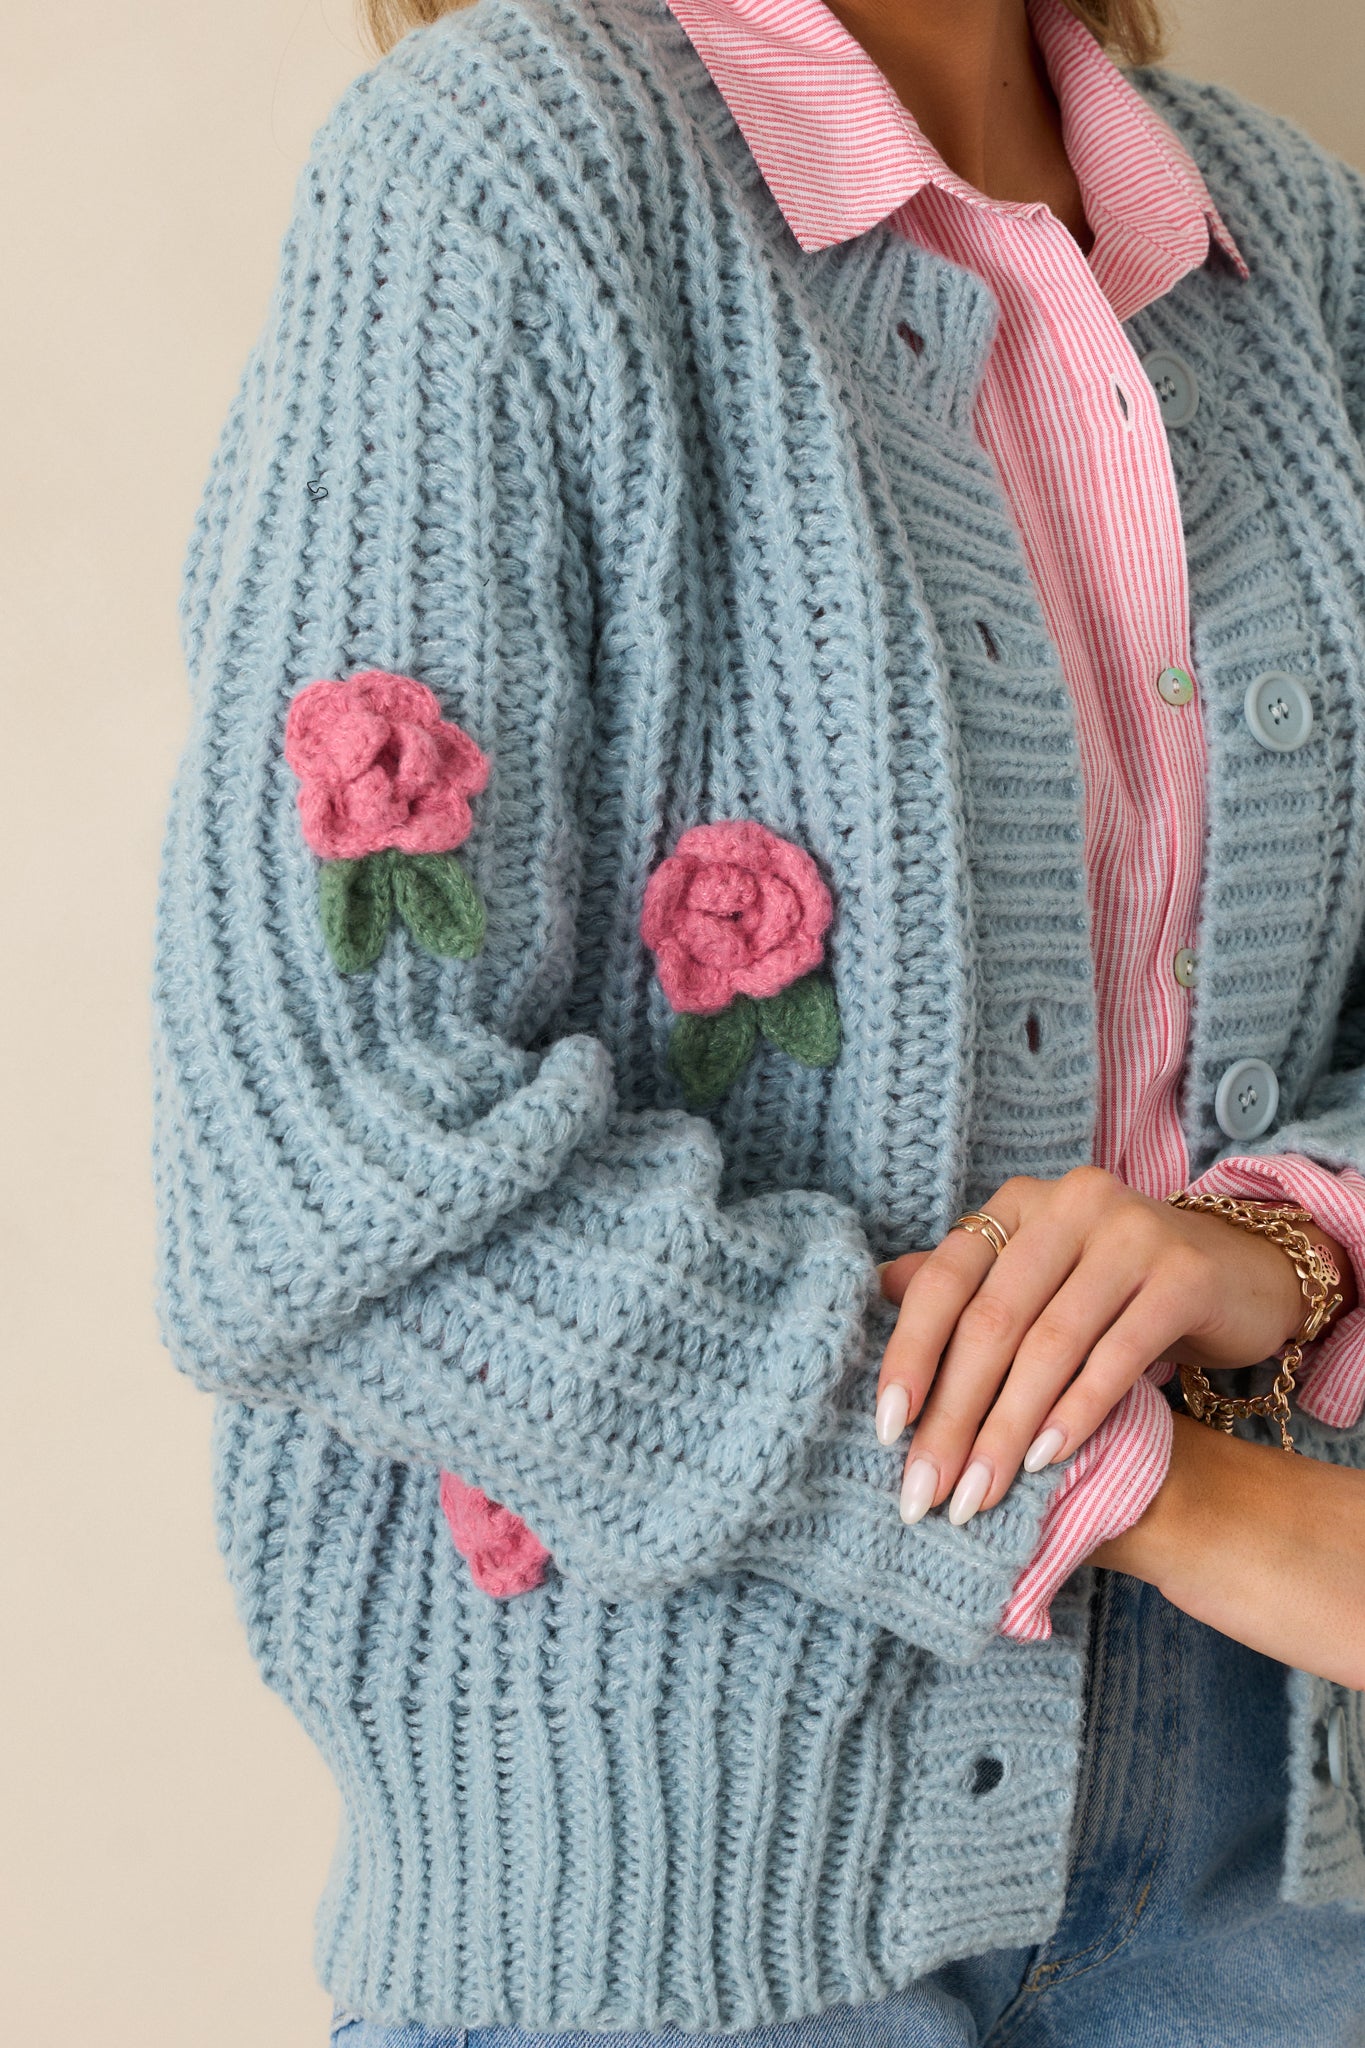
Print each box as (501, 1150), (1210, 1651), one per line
(661, 0), (1248, 287)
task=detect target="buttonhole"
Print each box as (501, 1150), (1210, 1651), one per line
(971, 1754), (1005, 1796)
(1312, 1722), (1335, 1784)
(976, 620), (1001, 662)
(1025, 1012), (1042, 1054)
(896, 320), (926, 356)
(1111, 375), (1133, 429)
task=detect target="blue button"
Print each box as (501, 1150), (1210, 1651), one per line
(1214, 1058), (1279, 1141)
(1142, 350), (1200, 429)
(1244, 673), (1313, 753)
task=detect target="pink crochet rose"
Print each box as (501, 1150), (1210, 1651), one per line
(439, 1473), (551, 1598)
(284, 669), (490, 861)
(640, 820), (833, 1015)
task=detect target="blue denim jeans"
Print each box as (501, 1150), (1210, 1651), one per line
(329, 1571), (1365, 2047)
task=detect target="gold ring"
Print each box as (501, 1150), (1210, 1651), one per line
(950, 1209), (1010, 1258)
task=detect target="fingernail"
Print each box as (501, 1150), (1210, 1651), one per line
(947, 1459), (992, 1527)
(900, 1458), (938, 1525)
(876, 1384), (910, 1444)
(1023, 1426), (1067, 1474)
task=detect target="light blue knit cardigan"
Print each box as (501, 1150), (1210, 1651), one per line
(152, 0), (1365, 2026)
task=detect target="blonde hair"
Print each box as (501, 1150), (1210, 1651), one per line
(359, 0), (1166, 66)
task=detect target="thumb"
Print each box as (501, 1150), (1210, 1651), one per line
(877, 1250), (933, 1305)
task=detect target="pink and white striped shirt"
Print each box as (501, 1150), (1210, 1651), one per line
(659, 0), (1365, 1637)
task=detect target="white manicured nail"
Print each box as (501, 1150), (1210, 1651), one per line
(948, 1460), (992, 1526)
(900, 1458), (937, 1524)
(1023, 1427), (1067, 1474)
(876, 1384), (910, 1444)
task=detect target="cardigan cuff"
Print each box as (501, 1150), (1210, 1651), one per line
(740, 1333), (1062, 1664)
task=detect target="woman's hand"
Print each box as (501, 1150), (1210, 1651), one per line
(875, 1165), (1350, 1529)
(1092, 1414), (1365, 1690)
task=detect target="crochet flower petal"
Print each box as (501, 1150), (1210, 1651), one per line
(434, 720), (493, 796)
(758, 834), (833, 942)
(639, 856), (693, 952)
(671, 819), (771, 869)
(387, 721), (446, 804)
(439, 1472), (550, 1597)
(389, 792), (477, 855)
(656, 946), (741, 1016)
(744, 874), (804, 960)
(687, 864), (758, 920)
(684, 913), (753, 973)
(319, 706), (394, 783)
(350, 669), (445, 727)
(297, 782), (382, 864)
(284, 680), (358, 779)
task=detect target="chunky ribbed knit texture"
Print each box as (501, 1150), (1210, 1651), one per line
(153, 0), (1365, 2028)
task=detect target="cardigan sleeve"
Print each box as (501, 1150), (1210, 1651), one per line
(1321, 149), (1365, 453)
(152, 73), (1059, 1665)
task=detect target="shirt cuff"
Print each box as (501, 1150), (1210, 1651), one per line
(1187, 1152), (1365, 1429)
(997, 1370), (1173, 1642)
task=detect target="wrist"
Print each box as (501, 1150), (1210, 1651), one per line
(1164, 1196), (1350, 1432)
(1092, 1414), (1365, 1686)
(1219, 1196), (1358, 1327)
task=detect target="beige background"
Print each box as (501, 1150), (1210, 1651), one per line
(2, 2), (1361, 2043)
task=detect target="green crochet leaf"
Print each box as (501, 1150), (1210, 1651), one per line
(319, 853), (395, 973)
(756, 973), (841, 1068)
(392, 851), (487, 959)
(668, 998), (758, 1109)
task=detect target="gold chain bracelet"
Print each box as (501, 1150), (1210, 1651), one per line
(1164, 1192), (1344, 1452)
